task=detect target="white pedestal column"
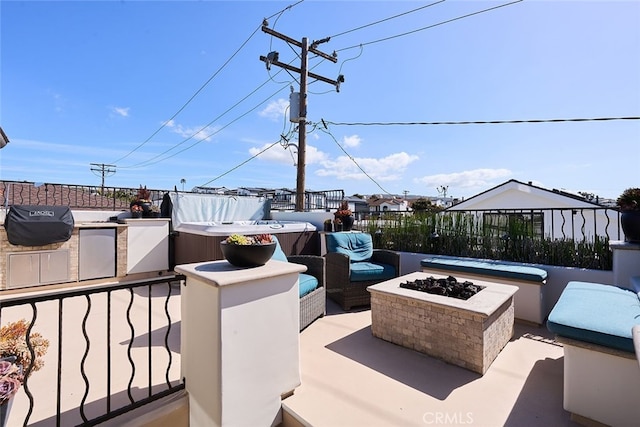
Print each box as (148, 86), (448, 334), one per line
(175, 259), (305, 427)
(610, 240), (640, 288)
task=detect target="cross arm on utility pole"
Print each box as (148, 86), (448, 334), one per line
(259, 56), (341, 87)
(261, 26), (338, 63)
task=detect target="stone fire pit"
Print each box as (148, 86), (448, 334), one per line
(368, 272), (518, 374)
(399, 275), (484, 299)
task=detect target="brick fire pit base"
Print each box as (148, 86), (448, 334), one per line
(368, 272), (518, 375)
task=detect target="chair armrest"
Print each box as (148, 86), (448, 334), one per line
(288, 255), (325, 288)
(372, 249), (401, 274)
(325, 252), (351, 290)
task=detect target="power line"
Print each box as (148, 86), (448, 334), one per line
(117, 70), (289, 169)
(119, 82), (292, 169)
(111, 27), (260, 165)
(336, 0), (523, 52)
(328, 0), (446, 39)
(111, 1), (307, 165)
(198, 139), (284, 188)
(319, 123), (392, 196)
(324, 116), (640, 126)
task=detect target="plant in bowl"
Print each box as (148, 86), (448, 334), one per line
(130, 185), (153, 217)
(130, 204), (144, 218)
(617, 187), (640, 243)
(220, 234), (276, 267)
(334, 200), (354, 231)
(0, 319), (50, 405)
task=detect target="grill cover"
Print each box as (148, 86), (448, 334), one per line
(4, 205), (74, 246)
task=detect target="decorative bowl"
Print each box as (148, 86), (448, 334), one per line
(220, 241), (276, 267)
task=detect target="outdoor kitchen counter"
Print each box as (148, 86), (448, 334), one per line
(74, 222), (128, 228)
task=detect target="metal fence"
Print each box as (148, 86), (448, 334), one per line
(0, 276), (184, 426)
(0, 180), (344, 212)
(357, 207), (622, 270)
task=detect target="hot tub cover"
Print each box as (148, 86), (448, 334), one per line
(4, 205), (74, 246)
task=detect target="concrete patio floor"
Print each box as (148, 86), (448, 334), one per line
(4, 283), (582, 427)
(284, 298), (580, 427)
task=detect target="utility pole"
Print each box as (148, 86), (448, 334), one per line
(260, 21), (343, 211)
(90, 163), (116, 193)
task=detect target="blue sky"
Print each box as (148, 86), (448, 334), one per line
(1, 0), (638, 200)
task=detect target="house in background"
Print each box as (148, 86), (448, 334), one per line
(367, 196), (410, 215)
(342, 196), (369, 219)
(447, 179), (620, 241)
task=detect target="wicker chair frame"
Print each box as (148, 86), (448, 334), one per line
(325, 249), (400, 310)
(288, 255), (326, 331)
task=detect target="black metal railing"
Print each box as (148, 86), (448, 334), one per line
(0, 180), (344, 212)
(0, 181), (165, 211)
(0, 276), (184, 426)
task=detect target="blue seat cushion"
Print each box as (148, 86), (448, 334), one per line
(272, 236), (318, 297)
(420, 255), (547, 283)
(299, 273), (319, 297)
(326, 233), (373, 263)
(350, 262), (396, 282)
(547, 281), (639, 353)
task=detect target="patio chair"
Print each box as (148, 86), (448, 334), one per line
(324, 232), (400, 310)
(271, 236), (326, 331)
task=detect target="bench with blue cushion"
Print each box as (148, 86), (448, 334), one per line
(325, 232), (400, 310)
(271, 236), (325, 330)
(547, 281), (638, 353)
(420, 255), (547, 324)
(546, 281), (640, 426)
(420, 255), (547, 282)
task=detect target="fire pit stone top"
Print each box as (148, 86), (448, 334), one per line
(368, 272), (519, 317)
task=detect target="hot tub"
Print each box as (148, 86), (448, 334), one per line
(172, 220), (318, 266)
(174, 220), (315, 236)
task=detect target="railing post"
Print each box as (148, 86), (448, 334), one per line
(176, 260), (305, 427)
(610, 240), (640, 287)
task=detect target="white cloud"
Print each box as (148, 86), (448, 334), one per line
(342, 135), (361, 148)
(414, 168), (512, 189)
(164, 120), (218, 142)
(316, 152), (419, 181)
(111, 106), (130, 117)
(47, 89), (66, 113)
(258, 98), (289, 122)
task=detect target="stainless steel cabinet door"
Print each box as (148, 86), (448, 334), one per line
(79, 228), (116, 280)
(8, 253), (40, 288)
(40, 250), (70, 284)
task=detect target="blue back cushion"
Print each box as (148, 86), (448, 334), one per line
(271, 235), (288, 262)
(547, 281), (639, 353)
(272, 236), (318, 297)
(326, 233), (373, 262)
(420, 255), (547, 283)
